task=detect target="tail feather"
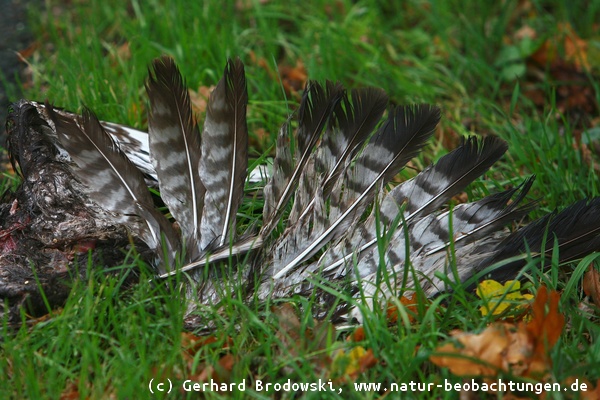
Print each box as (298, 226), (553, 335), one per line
(263, 120), (293, 225)
(303, 177), (534, 285)
(262, 81), (343, 235)
(382, 135), (509, 224)
(477, 198), (600, 281)
(48, 105), (179, 270)
(199, 58), (248, 249)
(271, 105), (440, 280)
(317, 87), (388, 200)
(316, 135), (509, 277)
(146, 56), (205, 257)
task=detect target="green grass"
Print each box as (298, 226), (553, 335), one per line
(2, 0), (600, 398)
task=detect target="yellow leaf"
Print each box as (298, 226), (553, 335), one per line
(476, 280), (533, 316)
(331, 346), (377, 379)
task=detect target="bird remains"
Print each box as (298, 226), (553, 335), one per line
(2, 56), (600, 328)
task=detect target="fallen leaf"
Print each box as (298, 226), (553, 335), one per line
(387, 293), (424, 324)
(331, 346), (377, 380)
(430, 323), (521, 377)
(583, 264), (600, 309)
(578, 378), (600, 399)
(430, 286), (565, 383)
(350, 326), (365, 342)
(180, 332), (221, 362)
(526, 286), (564, 350)
(60, 381), (80, 400)
(530, 23), (589, 71)
(272, 303), (334, 373)
(523, 22), (598, 132)
(278, 59), (308, 96)
(17, 40), (40, 59)
(476, 280), (533, 317)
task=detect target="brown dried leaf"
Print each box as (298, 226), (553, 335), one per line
(278, 59), (308, 98)
(116, 42), (130, 61)
(350, 326), (365, 342)
(526, 286), (565, 360)
(60, 381), (80, 400)
(272, 303), (334, 372)
(273, 303), (303, 356)
(579, 378), (600, 399)
(430, 324), (515, 377)
(530, 23), (589, 71)
(189, 86), (214, 116)
(180, 332), (220, 361)
(583, 264), (600, 309)
(430, 286), (564, 380)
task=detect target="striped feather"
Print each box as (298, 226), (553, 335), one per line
(199, 58), (248, 249)
(146, 56), (205, 256)
(47, 105), (179, 270)
(271, 104), (440, 280)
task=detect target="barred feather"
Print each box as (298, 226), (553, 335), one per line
(271, 104), (440, 280)
(262, 81), (343, 235)
(475, 197), (600, 282)
(199, 58), (248, 249)
(47, 105), (179, 270)
(316, 135), (513, 276)
(146, 56), (205, 256)
(263, 120), (293, 223)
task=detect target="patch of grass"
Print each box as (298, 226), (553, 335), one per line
(1, 0), (599, 398)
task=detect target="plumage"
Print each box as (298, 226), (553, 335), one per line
(474, 197), (600, 282)
(46, 105), (179, 271)
(318, 87), (389, 199)
(199, 58), (248, 250)
(270, 104), (440, 281)
(313, 135), (517, 278)
(262, 120), (293, 224)
(146, 56), (205, 257)
(4, 56), (600, 328)
(262, 81), (343, 235)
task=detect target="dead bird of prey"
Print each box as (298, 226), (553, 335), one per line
(2, 56), (600, 327)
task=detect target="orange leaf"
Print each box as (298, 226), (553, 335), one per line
(60, 381), (80, 400)
(530, 23), (589, 71)
(350, 326), (365, 342)
(583, 264), (600, 309)
(526, 286), (565, 355)
(180, 332), (223, 362)
(387, 293), (422, 324)
(278, 59), (308, 96)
